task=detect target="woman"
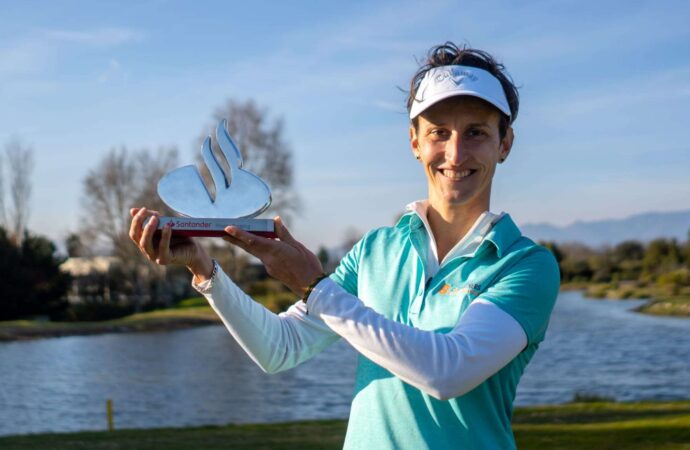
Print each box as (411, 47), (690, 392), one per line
(130, 42), (560, 449)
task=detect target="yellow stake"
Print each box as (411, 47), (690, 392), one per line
(106, 399), (114, 431)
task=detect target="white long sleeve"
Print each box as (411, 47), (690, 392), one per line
(196, 265), (527, 400)
(195, 266), (340, 373)
(308, 278), (527, 400)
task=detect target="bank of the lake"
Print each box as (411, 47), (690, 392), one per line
(0, 306), (220, 342)
(562, 282), (690, 317)
(1, 401), (689, 450)
(3, 283), (690, 343)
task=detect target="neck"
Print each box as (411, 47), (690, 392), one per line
(426, 198), (489, 261)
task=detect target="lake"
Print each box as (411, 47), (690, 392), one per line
(1, 291), (689, 436)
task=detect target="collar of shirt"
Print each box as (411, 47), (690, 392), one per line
(405, 200), (504, 276)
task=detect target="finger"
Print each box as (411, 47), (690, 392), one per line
(274, 216), (298, 245)
(130, 207), (160, 218)
(221, 234), (244, 247)
(224, 226), (274, 256)
(129, 207), (148, 243)
(157, 222), (172, 264)
(139, 214), (159, 259)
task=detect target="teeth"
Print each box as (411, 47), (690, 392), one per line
(442, 169), (472, 180)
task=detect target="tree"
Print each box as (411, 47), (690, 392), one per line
(65, 233), (86, 257)
(613, 240), (645, 263)
(81, 146), (178, 256)
(198, 99), (300, 221)
(317, 246), (330, 268)
(685, 229), (690, 269)
(2, 138), (34, 246)
(0, 227), (70, 320)
(79, 146), (180, 308)
(643, 238), (681, 276)
(0, 151), (5, 227)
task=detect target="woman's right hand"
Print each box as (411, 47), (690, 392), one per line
(128, 207), (214, 282)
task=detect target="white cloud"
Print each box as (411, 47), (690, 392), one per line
(98, 58), (128, 84)
(531, 65), (690, 119)
(0, 40), (52, 76)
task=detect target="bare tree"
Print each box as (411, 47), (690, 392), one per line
(81, 146), (178, 256)
(197, 99), (300, 221)
(4, 139), (34, 245)
(80, 146), (179, 308)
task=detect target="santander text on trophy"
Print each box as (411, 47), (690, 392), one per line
(154, 119), (275, 238)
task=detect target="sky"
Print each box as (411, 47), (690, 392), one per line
(1, 0), (689, 251)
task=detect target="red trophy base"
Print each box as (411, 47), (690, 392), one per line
(154, 217), (276, 238)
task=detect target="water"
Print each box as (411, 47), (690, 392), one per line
(1, 291), (689, 436)
(517, 291), (690, 405)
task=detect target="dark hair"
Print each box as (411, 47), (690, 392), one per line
(407, 42), (519, 139)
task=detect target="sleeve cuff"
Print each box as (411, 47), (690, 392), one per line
(306, 277), (340, 316)
(191, 259), (219, 294)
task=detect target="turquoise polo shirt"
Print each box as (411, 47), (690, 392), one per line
(330, 212), (560, 450)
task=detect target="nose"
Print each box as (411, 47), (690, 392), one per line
(445, 134), (464, 165)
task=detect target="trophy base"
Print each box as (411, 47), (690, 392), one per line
(155, 217), (276, 238)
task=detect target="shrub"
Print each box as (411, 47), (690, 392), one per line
(59, 302), (134, 322)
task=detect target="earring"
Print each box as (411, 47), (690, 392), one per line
(415, 154), (420, 160)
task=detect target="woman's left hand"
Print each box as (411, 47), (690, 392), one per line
(223, 217), (325, 297)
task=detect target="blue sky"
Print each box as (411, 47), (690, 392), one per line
(1, 0), (689, 250)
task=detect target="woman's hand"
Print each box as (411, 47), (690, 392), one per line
(128, 207), (214, 282)
(223, 217), (325, 297)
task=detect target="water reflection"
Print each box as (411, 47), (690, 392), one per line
(1, 291), (689, 436)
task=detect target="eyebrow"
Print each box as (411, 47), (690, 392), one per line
(424, 121), (491, 128)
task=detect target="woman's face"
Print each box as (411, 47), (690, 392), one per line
(410, 96), (513, 213)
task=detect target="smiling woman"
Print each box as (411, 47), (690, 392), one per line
(130, 41), (560, 450)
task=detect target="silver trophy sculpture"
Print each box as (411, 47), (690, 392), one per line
(154, 119), (275, 238)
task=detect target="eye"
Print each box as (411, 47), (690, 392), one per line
(428, 128), (450, 140)
(465, 127), (487, 138)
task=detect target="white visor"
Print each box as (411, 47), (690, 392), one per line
(409, 65), (511, 119)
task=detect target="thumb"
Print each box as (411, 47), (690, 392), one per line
(275, 216), (298, 245)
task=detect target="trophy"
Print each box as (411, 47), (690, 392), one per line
(153, 119), (276, 238)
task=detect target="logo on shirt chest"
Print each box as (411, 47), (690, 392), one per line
(437, 282), (482, 297)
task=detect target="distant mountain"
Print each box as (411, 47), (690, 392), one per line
(521, 210), (690, 247)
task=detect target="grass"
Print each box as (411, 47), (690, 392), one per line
(512, 401), (690, 449)
(635, 295), (690, 317)
(0, 293), (301, 341)
(569, 282), (690, 318)
(0, 301), (220, 342)
(1, 401), (689, 449)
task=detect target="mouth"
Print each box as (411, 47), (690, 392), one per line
(439, 168), (476, 181)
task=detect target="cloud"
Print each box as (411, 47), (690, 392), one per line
(98, 58), (128, 84)
(486, 4), (690, 66)
(0, 40), (52, 76)
(532, 65), (690, 119)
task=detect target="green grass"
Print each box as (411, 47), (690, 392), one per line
(0, 420), (348, 450)
(0, 304), (220, 341)
(513, 401), (690, 449)
(1, 401), (689, 449)
(574, 282), (690, 318)
(0, 293), (299, 342)
(635, 295), (690, 317)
